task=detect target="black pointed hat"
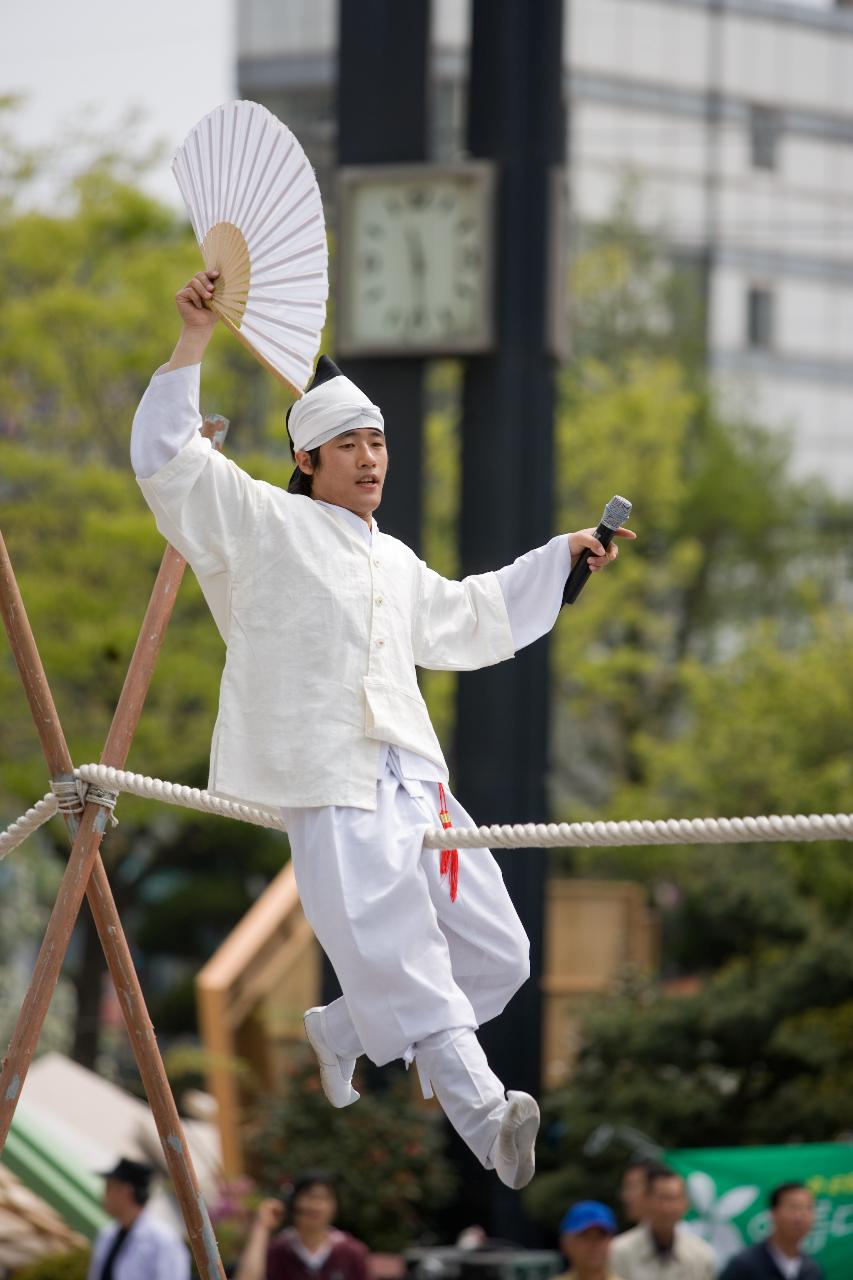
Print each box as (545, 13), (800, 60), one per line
(307, 354), (344, 390)
(286, 355), (343, 434)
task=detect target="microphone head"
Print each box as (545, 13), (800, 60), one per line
(601, 495), (632, 530)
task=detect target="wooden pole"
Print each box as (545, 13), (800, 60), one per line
(0, 417), (230, 1280)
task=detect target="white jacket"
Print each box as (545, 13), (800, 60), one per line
(136, 369), (517, 810)
(87, 1209), (190, 1280)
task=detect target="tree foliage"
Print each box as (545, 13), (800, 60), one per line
(247, 1051), (456, 1252)
(531, 209), (853, 1232)
(0, 112), (296, 1070)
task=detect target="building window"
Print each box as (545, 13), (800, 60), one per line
(749, 105), (780, 171)
(747, 286), (774, 349)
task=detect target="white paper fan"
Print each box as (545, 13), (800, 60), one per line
(172, 100), (328, 395)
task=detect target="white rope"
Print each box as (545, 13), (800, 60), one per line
(75, 765), (853, 849)
(421, 812), (853, 848)
(2, 764), (851, 858)
(75, 765), (288, 833)
(0, 793), (58, 860)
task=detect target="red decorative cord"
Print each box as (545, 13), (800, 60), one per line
(437, 782), (459, 902)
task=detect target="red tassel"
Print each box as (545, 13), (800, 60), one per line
(437, 783), (459, 902)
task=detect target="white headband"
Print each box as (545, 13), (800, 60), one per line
(289, 374), (385, 453)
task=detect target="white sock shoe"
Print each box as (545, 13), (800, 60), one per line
(493, 1090), (539, 1190)
(414, 1027), (508, 1168)
(303, 1007), (360, 1108)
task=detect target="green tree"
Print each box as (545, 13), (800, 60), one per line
(527, 928), (853, 1229)
(531, 209), (853, 1235)
(0, 109), (298, 1070)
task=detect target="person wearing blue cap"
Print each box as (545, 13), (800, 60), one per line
(559, 1201), (622, 1280)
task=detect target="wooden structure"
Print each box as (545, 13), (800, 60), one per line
(0, 418), (230, 1280)
(196, 863), (318, 1177)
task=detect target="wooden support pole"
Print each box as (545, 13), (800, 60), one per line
(0, 416), (230, 1280)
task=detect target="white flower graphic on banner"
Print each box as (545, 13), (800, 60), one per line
(685, 1171), (761, 1264)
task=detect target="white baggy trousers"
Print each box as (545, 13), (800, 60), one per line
(282, 750), (531, 1167)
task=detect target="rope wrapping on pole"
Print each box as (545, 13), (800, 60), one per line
(2, 765), (851, 856)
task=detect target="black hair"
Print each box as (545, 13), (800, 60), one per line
(132, 1183), (151, 1207)
(770, 1182), (808, 1210)
(646, 1164), (681, 1191)
(625, 1156), (668, 1175)
(286, 402), (321, 496)
(288, 1171), (336, 1212)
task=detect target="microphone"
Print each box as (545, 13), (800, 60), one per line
(563, 494), (632, 606)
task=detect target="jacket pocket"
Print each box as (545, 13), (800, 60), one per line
(362, 675), (445, 766)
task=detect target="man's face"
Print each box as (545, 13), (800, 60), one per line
(647, 1176), (688, 1235)
(561, 1226), (612, 1275)
(297, 427), (387, 520)
(772, 1189), (815, 1248)
(621, 1166), (648, 1223)
(102, 1177), (135, 1219)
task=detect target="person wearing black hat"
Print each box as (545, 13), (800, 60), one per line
(132, 272), (633, 1192)
(87, 1157), (190, 1280)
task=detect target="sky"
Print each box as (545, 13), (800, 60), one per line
(0, 0), (837, 210)
(2, 0), (235, 209)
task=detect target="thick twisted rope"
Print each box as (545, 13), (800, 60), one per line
(76, 764), (288, 832)
(423, 812), (853, 848)
(2, 763), (851, 858)
(0, 793), (58, 860)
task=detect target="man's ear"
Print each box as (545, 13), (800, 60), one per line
(294, 449), (314, 476)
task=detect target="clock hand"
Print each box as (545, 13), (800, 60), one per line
(404, 227), (427, 323)
(405, 227), (427, 276)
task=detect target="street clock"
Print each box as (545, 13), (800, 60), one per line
(336, 162), (496, 357)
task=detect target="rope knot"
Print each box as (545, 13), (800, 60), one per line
(50, 775), (87, 814)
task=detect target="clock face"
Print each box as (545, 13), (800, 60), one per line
(337, 164), (495, 355)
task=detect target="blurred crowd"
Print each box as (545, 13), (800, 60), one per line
(557, 1159), (820, 1280)
(86, 1156), (822, 1280)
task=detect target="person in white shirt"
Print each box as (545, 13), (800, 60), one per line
(609, 1167), (716, 1280)
(131, 270), (635, 1191)
(87, 1158), (190, 1280)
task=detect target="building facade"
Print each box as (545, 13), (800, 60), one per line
(238, 0), (853, 491)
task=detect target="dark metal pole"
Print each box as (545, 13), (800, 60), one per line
(336, 0), (431, 553)
(455, 0), (565, 1236)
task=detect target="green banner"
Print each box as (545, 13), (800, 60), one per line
(665, 1143), (853, 1280)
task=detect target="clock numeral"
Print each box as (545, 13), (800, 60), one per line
(361, 252), (381, 273)
(461, 247), (481, 270)
(407, 186), (433, 209)
(438, 307), (456, 334)
(365, 222), (385, 239)
(438, 192), (457, 212)
(363, 285), (384, 303)
(385, 308), (403, 329)
(457, 216), (477, 234)
(455, 281), (475, 299)
(384, 196), (403, 215)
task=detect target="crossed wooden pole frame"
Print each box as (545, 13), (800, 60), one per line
(0, 417), (231, 1280)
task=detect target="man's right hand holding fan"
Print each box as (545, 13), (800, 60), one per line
(167, 270), (220, 372)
